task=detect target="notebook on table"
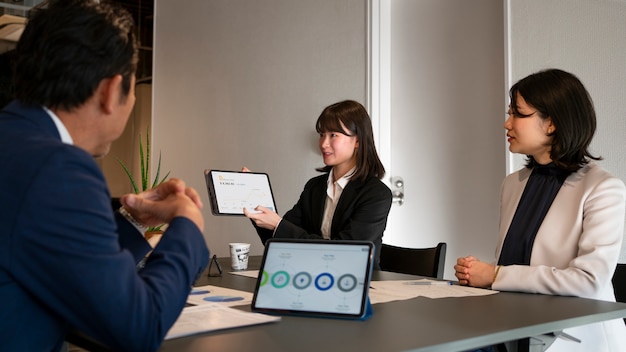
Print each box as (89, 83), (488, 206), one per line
(251, 238), (374, 320)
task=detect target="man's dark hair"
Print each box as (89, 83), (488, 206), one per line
(13, 0), (138, 111)
(0, 50), (16, 108)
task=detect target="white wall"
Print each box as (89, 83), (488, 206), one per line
(507, 0), (626, 262)
(153, 0), (367, 257)
(370, 0), (505, 279)
(149, 0), (626, 265)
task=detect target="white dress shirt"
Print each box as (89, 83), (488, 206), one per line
(321, 167), (355, 239)
(43, 106), (73, 145)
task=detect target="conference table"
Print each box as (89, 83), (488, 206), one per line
(159, 256), (626, 352)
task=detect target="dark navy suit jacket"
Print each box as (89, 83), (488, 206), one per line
(254, 173), (392, 269)
(0, 101), (209, 351)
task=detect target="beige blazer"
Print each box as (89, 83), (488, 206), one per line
(493, 162), (626, 352)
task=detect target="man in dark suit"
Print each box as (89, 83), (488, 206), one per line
(0, 1), (209, 351)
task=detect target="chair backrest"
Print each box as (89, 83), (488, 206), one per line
(379, 242), (447, 279)
(612, 263), (626, 323)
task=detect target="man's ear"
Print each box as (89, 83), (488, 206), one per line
(98, 75), (123, 114)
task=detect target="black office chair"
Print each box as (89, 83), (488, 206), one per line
(379, 242), (447, 279)
(612, 263), (626, 324)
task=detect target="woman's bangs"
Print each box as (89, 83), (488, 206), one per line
(316, 113), (345, 134)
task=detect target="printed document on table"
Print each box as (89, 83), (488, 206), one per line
(229, 270), (259, 278)
(165, 303), (281, 340)
(368, 279), (498, 304)
(187, 285), (253, 307)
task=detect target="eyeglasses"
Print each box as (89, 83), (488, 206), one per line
(506, 110), (538, 118)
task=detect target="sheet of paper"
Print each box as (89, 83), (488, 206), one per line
(368, 279), (498, 304)
(229, 270), (259, 278)
(188, 285), (253, 307)
(165, 303), (281, 340)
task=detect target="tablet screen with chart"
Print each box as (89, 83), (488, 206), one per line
(251, 239), (374, 319)
(204, 169), (277, 216)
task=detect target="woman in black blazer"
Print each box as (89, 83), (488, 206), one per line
(244, 100), (392, 268)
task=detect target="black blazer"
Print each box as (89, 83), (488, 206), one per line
(254, 173), (392, 269)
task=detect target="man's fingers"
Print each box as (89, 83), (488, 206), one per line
(120, 193), (139, 208)
(122, 193), (153, 213)
(135, 178), (184, 202)
(184, 187), (203, 208)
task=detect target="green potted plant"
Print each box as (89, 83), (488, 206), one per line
(117, 129), (170, 237)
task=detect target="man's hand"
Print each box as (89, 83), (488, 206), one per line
(119, 178), (204, 231)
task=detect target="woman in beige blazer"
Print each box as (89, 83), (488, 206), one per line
(455, 69), (626, 352)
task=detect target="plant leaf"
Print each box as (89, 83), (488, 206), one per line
(139, 133), (147, 192)
(116, 158), (140, 194)
(118, 128), (169, 195)
(159, 171), (171, 185)
(151, 151), (162, 189)
(145, 129), (151, 191)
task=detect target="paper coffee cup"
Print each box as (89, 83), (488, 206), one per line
(229, 243), (250, 270)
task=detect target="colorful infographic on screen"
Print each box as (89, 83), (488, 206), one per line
(252, 239), (374, 319)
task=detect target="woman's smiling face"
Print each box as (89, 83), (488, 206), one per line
(319, 121), (358, 178)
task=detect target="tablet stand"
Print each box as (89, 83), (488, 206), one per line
(207, 254), (223, 277)
(360, 297), (374, 321)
